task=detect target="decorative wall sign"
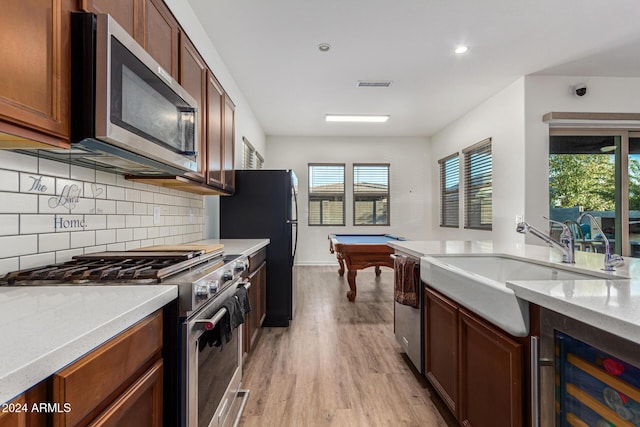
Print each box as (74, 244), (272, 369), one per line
(53, 215), (86, 230)
(48, 184), (81, 210)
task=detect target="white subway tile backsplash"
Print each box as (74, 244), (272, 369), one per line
(116, 228), (133, 242)
(21, 214), (55, 234)
(73, 198), (96, 214)
(39, 232), (69, 252)
(125, 240), (141, 250)
(107, 242), (126, 251)
(84, 215), (107, 230)
(134, 202), (147, 215)
(126, 215), (141, 228)
(96, 199), (116, 215)
(20, 173), (55, 195)
(0, 257), (19, 273)
(107, 185), (125, 201)
(116, 174), (133, 188)
(84, 182), (106, 199)
(116, 201), (133, 215)
(70, 165), (95, 182)
(55, 248), (83, 263)
(39, 194), (70, 214)
(0, 155), (204, 276)
(95, 170), (117, 185)
(95, 229), (116, 245)
(140, 191), (154, 203)
(125, 188), (141, 202)
(0, 215), (19, 236)
(0, 235), (37, 257)
(0, 170), (19, 192)
(84, 245), (107, 254)
(70, 231), (95, 248)
(0, 151), (37, 173)
(20, 252), (56, 269)
(107, 215), (126, 229)
(39, 158), (70, 178)
(133, 228), (147, 240)
(2, 193), (38, 214)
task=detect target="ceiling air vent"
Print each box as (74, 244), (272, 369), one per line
(357, 80), (392, 88)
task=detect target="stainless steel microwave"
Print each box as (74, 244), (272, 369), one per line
(35, 12), (199, 176)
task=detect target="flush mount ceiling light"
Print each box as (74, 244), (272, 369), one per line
(318, 43), (331, 52)
(454, 45), (469, 54)
(325, 114), (390, 123)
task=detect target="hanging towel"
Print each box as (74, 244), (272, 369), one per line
(234, 285), (252, 317)
(209, 294), (245, 348)
(394, 256), (419, 308)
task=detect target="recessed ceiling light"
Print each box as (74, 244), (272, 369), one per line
(325, 114), (390, 123)
(318, 43), (331, 52)
(454, 45), (469, 54)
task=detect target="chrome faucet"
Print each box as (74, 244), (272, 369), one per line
(516, 218), (574, 263)
(576, 212), (624, 271)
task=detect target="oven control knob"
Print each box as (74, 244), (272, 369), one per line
(207, 280), (219, 293)
(223, 270), (233, 281)
(235, 261), (248, 271)
(195, 284), (210, 298)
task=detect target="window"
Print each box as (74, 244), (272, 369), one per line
(242, 137), (263, 170)
(463, 138), (492, 230)
(308, 164), (345, 225)
(439, 154), (459, 227)
(549, 130), (640, 258)
(353, 164), (389, 225)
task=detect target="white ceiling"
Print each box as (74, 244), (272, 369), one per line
(187, 0), (640, 137)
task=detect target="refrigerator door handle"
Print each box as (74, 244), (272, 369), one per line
(286, 220), (298, 224)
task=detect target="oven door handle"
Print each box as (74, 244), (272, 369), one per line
(193, 281), (252, 330)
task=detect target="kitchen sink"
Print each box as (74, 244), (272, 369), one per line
(420, 254), (610, 337)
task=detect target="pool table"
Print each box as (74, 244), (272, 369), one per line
(328, 233), (406, 301)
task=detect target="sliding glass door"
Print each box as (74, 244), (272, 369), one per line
(549, 130), (639, 258)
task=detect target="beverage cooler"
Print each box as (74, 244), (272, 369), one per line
(539, 308), (640, 427)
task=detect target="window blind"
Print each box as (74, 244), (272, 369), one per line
(353, 164), (389, 225)
(439, 154), (459, 227)
(463, 138), (492, 230)
(308, 164), (345, 225)
(242, 137), (263, 170)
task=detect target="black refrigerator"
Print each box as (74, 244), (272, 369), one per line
(220, 170), (298, 327)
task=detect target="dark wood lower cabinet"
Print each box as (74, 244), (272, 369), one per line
(243, 251), (267, 359)
(424, 286), (525, 427)
(458, 308), (523, 427)
(425, 287), (459, 417)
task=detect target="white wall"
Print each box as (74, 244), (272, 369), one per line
(266, 136), (431, 264)
(524, 75), (640, 235)
(428, 78), (526, 245)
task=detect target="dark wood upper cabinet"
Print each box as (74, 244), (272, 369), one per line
(143, 0), (179, 79)
(207, 73), (224, 188)
(79, 0), (143, 40)
(179, 33), (207, 181)
(223, 95), (236, 192)
(0, 0), (73, 148)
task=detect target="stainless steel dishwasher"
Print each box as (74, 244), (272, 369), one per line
(393, 251), (423, 374)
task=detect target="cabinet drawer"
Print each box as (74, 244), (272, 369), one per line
(52, 310), (163, 426)
(88, 359), (163, 427)
(248, 248), (266, 274)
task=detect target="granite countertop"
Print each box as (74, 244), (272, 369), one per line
(389, 239), (640, 343)
(0, 285), (177, 405)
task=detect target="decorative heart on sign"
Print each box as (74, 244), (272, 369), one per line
(91, 183), (104, 198)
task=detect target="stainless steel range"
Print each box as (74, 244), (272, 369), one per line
(1, 248), (251, 427)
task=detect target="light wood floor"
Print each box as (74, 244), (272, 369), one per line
(239, 266), (458, 427)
